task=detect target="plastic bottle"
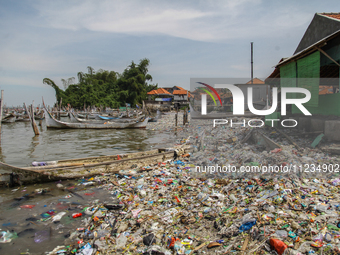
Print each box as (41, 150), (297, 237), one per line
(72, 213), (82, 218)
(53, 212), (66, 222)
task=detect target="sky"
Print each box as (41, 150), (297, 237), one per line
(0, 0), (338, 107)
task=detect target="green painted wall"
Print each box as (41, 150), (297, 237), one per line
(265, 112), (281, 127)
(292, 93), (340, 116)
(280, 62), (296, 99)
(296, 51), (320, 107)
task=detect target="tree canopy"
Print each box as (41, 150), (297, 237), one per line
(43, 58), (158, 108)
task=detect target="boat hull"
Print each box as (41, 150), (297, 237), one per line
(0, 145), (190, 186)
(44, 109), (148, 129)
(2, 116), (16, 123)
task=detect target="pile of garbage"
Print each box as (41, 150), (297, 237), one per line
(43, 119), (340, 254)
(3, 115), (340, 254)
(43, 157), (340, 255)
(147, 112), (186, 132)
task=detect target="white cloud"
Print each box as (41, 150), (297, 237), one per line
(1, 0), (336, 106)
(31, 0), (310, 42)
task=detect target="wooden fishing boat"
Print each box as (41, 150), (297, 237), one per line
(16, 114), (31, 122)
(148, 117), (158, 122)
(2, 113), (16, 123)
(44, 107), (149, 129)
(77, 113), (97, 119)
(69, 112), (142, 126)
(69, 112), (106, 124)
(0, 145), (190, 186)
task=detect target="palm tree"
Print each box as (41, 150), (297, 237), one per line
(43, 78), (64, 105)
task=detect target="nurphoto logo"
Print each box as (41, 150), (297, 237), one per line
(190, 78), (313, 128)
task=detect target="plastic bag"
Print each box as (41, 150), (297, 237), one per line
(0, 231), (17, 243)
(239, 220), (256, 232)
(116, 234), (127, 250)
(34, 230), (50, 243)
(52, 212), (66, 222)
(275, 230), (288, 239)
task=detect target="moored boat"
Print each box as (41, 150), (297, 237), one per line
(2, 113), (16, 123)
(77, 113), (97, 119)
(0, 145), (190, 186)
(44, 107), (149, 129)
(16, 114), (31, 122)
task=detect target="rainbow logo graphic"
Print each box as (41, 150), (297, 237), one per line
(196, 82), (223, 106)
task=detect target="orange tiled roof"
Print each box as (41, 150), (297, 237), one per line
(320, 13), (340, 20)
(147, 88), (172, 95)
(147, 90), (157, 95)
(174, 86), (185, 90)
(246, 78), (265, 84)
(173, 90), (188, 95)
(157, 88), (171, 94)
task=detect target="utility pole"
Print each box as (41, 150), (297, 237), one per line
(251, 42), (254, 84)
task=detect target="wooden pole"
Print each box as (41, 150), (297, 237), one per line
(24, 103), (31, 123)
(185, 108), (188, 124)
(24, 102), (39, 136)
(30, 103), (40, 136)
(0, 90), (3, 141)
(315, 46), (340, 67)
(183, 109), (185, 125)
(175, 112), (178, 130)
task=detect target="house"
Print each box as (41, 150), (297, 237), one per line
(145, 86), (191, 110)
(147, 88), (173, 101)
(162, 86), (186, 95)
(145, 88), (173, 110)
(162, 86), (192, 107)
(246, 78), (266, 84)
(266, 13), (340, 116)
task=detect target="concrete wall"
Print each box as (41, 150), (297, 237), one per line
(286, 117), (340, 141)
(325, 120), (340, 141)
